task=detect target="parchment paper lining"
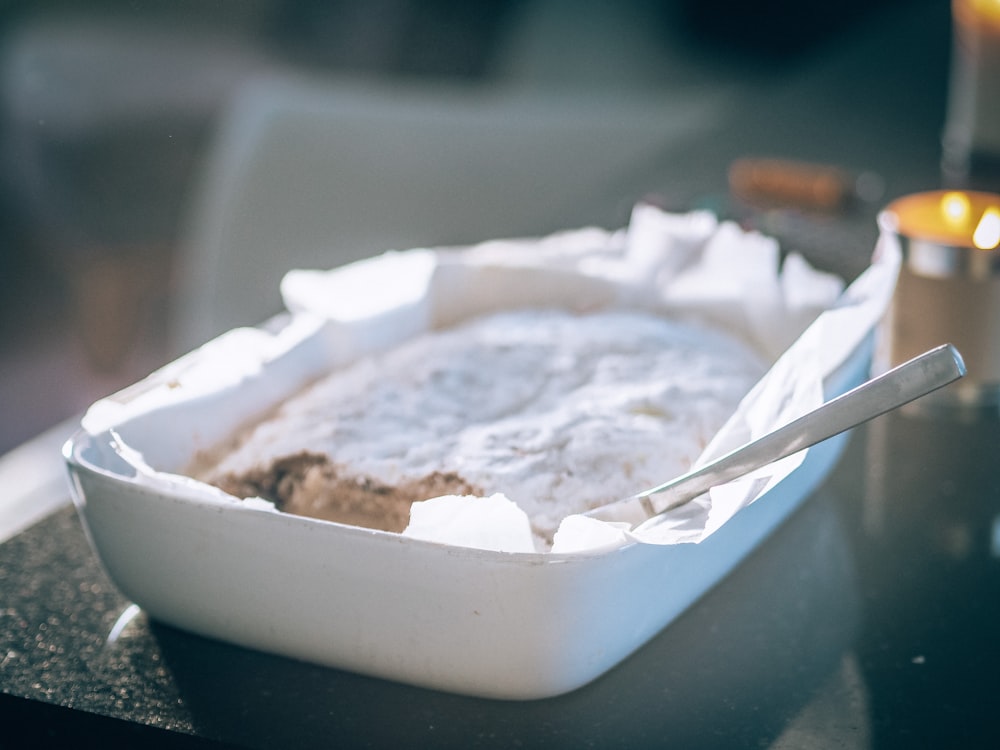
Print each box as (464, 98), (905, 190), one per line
(82, 203), (900, 553)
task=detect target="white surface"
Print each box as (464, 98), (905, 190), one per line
(0, 418), (77, 544)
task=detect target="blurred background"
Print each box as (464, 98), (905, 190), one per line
(0, 0), (942, 455)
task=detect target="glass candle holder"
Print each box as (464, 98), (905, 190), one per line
(879, 189), (1000, 407)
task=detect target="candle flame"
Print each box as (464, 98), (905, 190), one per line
(941, 191), (971, 228)
(973, 207), (1000, 250)
(887, 190), (1000, 250)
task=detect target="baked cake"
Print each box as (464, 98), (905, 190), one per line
(193, 308), (765, 548)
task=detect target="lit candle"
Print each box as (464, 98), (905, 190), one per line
(882, 190), (1000, 251)
(879, 189), (1000, 407)
(943, 0), (1000, 186)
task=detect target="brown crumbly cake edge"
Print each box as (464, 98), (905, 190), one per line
(209, 451), (484, 533)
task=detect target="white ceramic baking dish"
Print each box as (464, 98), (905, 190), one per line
(65, 207), (898, 699)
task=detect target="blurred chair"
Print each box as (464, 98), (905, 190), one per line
(171, 73), (722, 353)
(0, 14), (275, 374)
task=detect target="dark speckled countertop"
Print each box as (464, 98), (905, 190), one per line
(4, 411), (1000, 748)
(4, 2), (1000, 747)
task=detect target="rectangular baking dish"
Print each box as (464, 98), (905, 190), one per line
(65, 208), (897, 699)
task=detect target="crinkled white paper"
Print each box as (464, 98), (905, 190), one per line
(86, 203), (900, 553)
